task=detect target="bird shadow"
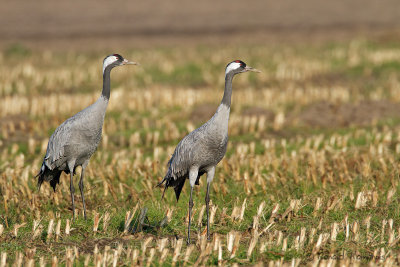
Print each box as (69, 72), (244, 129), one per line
(120, 206), (171, 236)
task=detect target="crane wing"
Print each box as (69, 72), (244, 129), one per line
(43, 118), (74, 170)
(168, 126), (206, 179)
(168, 140), (191, 179)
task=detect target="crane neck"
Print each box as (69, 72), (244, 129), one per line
(221, 73), (234, 108)
(101, 68), (111, 100)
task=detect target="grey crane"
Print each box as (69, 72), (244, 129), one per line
(36, 54), (138, 220)
(158, 60), (260, 244)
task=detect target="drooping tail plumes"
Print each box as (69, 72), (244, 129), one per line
(158, 158), (206, 202)
(157, 166), (187, 202)
(173, 179), (186, 201)
(156, 174), (169, 200)
(36, 162), (62, 192)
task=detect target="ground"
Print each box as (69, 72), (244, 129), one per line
(1, 39), (400, 265)
(1, 0), (400, 49)
(2, 1), (400, 266)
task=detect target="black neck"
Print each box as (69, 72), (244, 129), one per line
(102, 68), (111, 100)
(221, 73), (234, 107)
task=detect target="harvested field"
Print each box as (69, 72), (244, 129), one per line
(3, 0), (400, 263)
(1, 39), (400, 265)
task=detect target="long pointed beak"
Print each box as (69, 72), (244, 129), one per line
(122, 59), (140, 66)
(245, 66), (261, 73)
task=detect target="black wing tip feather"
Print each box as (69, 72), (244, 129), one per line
(157, 168), (185, 202)
(36, 175), (43, 192)
(50, 178), (59, 192)
(36, 163), (45, 192)
(157, 176), (169, 201)
(174, 187), (182, 202)
(173, 178), (186, 202)
(36, 163), (61, 192)
(156, 167), (169, 197)
(156, 176), (167, 188)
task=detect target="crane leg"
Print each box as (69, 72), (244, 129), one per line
(205, 182), (211, 241)
(205, 166), (215, 241)
(70, 172), (75, 222)
(79, 167), (87, 220)
(187, 185), (194, 245)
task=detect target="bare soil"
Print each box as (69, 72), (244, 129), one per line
(0, 115), (33, 146)
(189, 103), (217, 124)
(1, 0), (400, 50)
(190, 101), (400, 131)
(293, 100), (400, 128)
(241, 107), (275, 121)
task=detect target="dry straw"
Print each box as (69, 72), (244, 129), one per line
(2, 43), (400, 265)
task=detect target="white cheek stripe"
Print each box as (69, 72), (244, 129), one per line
(103, 56), (118, 74)
(225, 62), (241, 75)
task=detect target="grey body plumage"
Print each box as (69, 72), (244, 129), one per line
(36, 54), (138, 220)
(37, 98), (107, 190)
(158, 60), (260, 243)
(160, 103), (230, 200)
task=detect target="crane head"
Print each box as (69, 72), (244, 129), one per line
(225, 60), (260, 76)
(103, 54), (139, 74)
